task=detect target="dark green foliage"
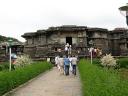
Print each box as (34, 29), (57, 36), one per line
(78, 59), (128, 96)
(0, 61), (53, 95)
(0, 35), (19, 43)
(92, 58), (101, 66)
(0, 62), (9, 71)
(117, 58), (128, 68)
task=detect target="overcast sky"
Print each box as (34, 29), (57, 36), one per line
(0, 0), (127, 42)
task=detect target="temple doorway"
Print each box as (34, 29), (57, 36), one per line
(66, 37), (72, 45)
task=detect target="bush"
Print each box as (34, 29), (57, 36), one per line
(0, 64), (4, 71)
(117, 58), (128, 68)
(15, 54), (33, 68)
(100, 54), (117, 68)
(0, 61), (53, 95)
(92, 58), (101, 66)
(0, 62), (10, 71)
(78, 59), (128, 96)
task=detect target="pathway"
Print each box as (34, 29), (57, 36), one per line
(5, 67), (82, 96)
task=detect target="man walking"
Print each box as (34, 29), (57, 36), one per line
(63, 55), (70, 76)
(71, 55), (78, 75)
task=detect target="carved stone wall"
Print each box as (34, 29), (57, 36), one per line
(24, 46), (36, 58)
(22, 26), (128, 57)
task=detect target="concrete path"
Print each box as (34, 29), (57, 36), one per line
(7, 67), (82, 96)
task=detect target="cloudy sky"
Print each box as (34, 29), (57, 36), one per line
(0, 0), (127, 42)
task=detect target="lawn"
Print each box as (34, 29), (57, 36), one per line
(78, 59), (128, 96)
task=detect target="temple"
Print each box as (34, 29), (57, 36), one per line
(22, 25), (128, 58)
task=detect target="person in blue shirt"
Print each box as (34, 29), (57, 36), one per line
(63, 55), (70, 75)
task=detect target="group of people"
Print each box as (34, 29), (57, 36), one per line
(55, 55), (78, 76)
(54, 43), (103, 76)
(88, 47), (102, 57)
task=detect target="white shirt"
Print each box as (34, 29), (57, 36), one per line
(71, 57), (77, 65)
(65, 46), (68, 51)
(55, 56), (59, 65)
(58, 58), (64, 66)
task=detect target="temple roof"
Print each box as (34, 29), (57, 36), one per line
(37, 30), (46, 34)
(110, 28), (128, 34)
(47, 25), (87, 32)
(22, 32), (36, 37)
(22, 25), (128, 37)
(87, 27), (108, 32)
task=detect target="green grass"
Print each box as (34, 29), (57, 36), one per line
(78, 59), (128, 96)
(0, 61), (53, 95)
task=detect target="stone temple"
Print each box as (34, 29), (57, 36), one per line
(22, 25), (128, 59)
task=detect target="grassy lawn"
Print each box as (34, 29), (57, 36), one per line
(78, 59), (128, 96)
(119, 68), (128, 80)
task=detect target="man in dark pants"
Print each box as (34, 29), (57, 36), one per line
(64, 55), (70, 76)
(71, 55), (78, 75)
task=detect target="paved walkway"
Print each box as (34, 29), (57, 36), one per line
(7, 67), (82, 96)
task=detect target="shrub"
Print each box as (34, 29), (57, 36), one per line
(0, 62), (9, 71)
(117, 58), (128, 68)
(92, 58), (101, 66)
(15, 54), (33, 68)
(0, 64), (4, 71)
(0, 61), (53, 95)
(100, 54), (117, 68)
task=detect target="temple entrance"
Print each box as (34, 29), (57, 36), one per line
(66, 37), (72, 45)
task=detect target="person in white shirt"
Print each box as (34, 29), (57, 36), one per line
(68, 55), (73, 74)
(65, 45), (68, 55)
(55, 56), (59, 69)
(65, 43), (69, 55)
(68, 45), (72, 55)
(58, 56), (64, 74)
(71, 55), (78, 75)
